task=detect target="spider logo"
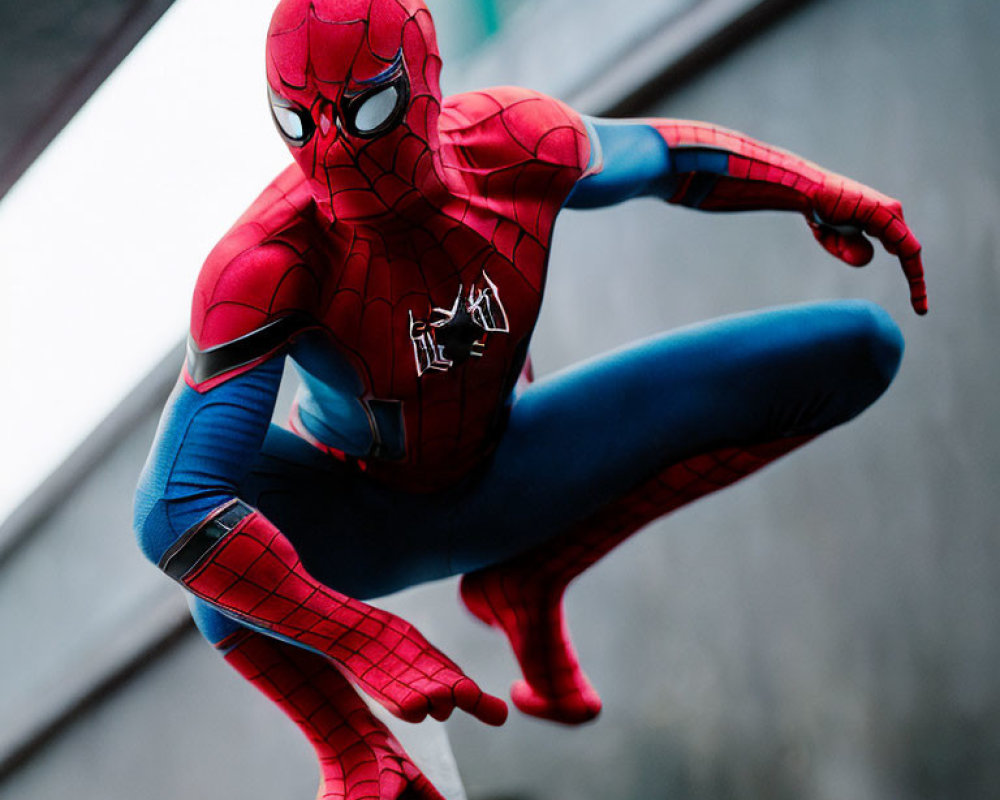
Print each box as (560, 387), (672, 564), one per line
(409, 272), (509, 376)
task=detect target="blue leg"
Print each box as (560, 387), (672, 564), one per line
(450, 298), (903, 569)
(455, 299), (903, 723)
(188, 595), (247, 650)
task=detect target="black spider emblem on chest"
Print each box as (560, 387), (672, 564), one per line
(408, 272), (509, 376)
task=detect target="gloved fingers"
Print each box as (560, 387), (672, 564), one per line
(861, 204), (927, 315)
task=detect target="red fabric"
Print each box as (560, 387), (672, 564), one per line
(460, 436), (813, 724)
(184, 510), (507, 726)
(223, 630), (446, 800)
(189, 0), (589, 488)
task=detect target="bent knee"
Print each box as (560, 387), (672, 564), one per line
(797, 300), (904, 432)
(835, 299), (904, 396)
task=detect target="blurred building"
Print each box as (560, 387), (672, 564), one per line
(1, 1), (998, 798)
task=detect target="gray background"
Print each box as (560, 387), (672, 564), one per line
(1, 1), (997, 799)
(0, 0), (174, 197)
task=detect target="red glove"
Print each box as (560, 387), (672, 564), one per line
(808, 173), (926, 314)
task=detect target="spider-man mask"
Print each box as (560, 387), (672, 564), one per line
(266, 0), (444, 222)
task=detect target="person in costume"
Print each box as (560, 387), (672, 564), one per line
(134, 0), (926, 797)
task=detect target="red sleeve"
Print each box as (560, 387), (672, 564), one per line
(186, 225), (320, 391)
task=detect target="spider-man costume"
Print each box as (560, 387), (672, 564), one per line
(133, 0), (926, 797)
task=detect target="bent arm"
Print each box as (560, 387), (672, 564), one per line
(133, 353), (507, 726)
(565, 117), (927, 314)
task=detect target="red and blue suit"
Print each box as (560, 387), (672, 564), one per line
(133, 0), (927, 797)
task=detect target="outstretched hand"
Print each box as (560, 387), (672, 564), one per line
(807, 175), (927, 315)
(330, 601), (509, 726)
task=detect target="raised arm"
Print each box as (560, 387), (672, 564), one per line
(565, 117), (927, 314)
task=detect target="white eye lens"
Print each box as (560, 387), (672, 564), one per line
(272, 104), (304, 140)
(353, 86), (399, 133)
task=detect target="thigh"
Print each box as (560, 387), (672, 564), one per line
(448, 299), (902, 569)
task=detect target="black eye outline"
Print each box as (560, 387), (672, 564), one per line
(341, 53), (410, 140)
(268, 86), (316, 147)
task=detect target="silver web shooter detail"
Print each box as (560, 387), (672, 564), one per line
(409, 272), (510, 376)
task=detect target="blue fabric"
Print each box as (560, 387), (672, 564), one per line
(566, 119), (672, 208)
(565, 118), (734, 210)
(290, 331), (375, 455)
(671, 147), (729, 176)
(133, 358), (285, 564)
(187, 596), (244, 647)
(565, 117), (729, 208)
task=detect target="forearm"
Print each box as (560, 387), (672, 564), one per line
(650, 119), (828, 213)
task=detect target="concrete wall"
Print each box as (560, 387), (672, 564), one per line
(2, 1), (997, 799)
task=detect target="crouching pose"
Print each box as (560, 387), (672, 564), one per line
(134, 0), (926, 797)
